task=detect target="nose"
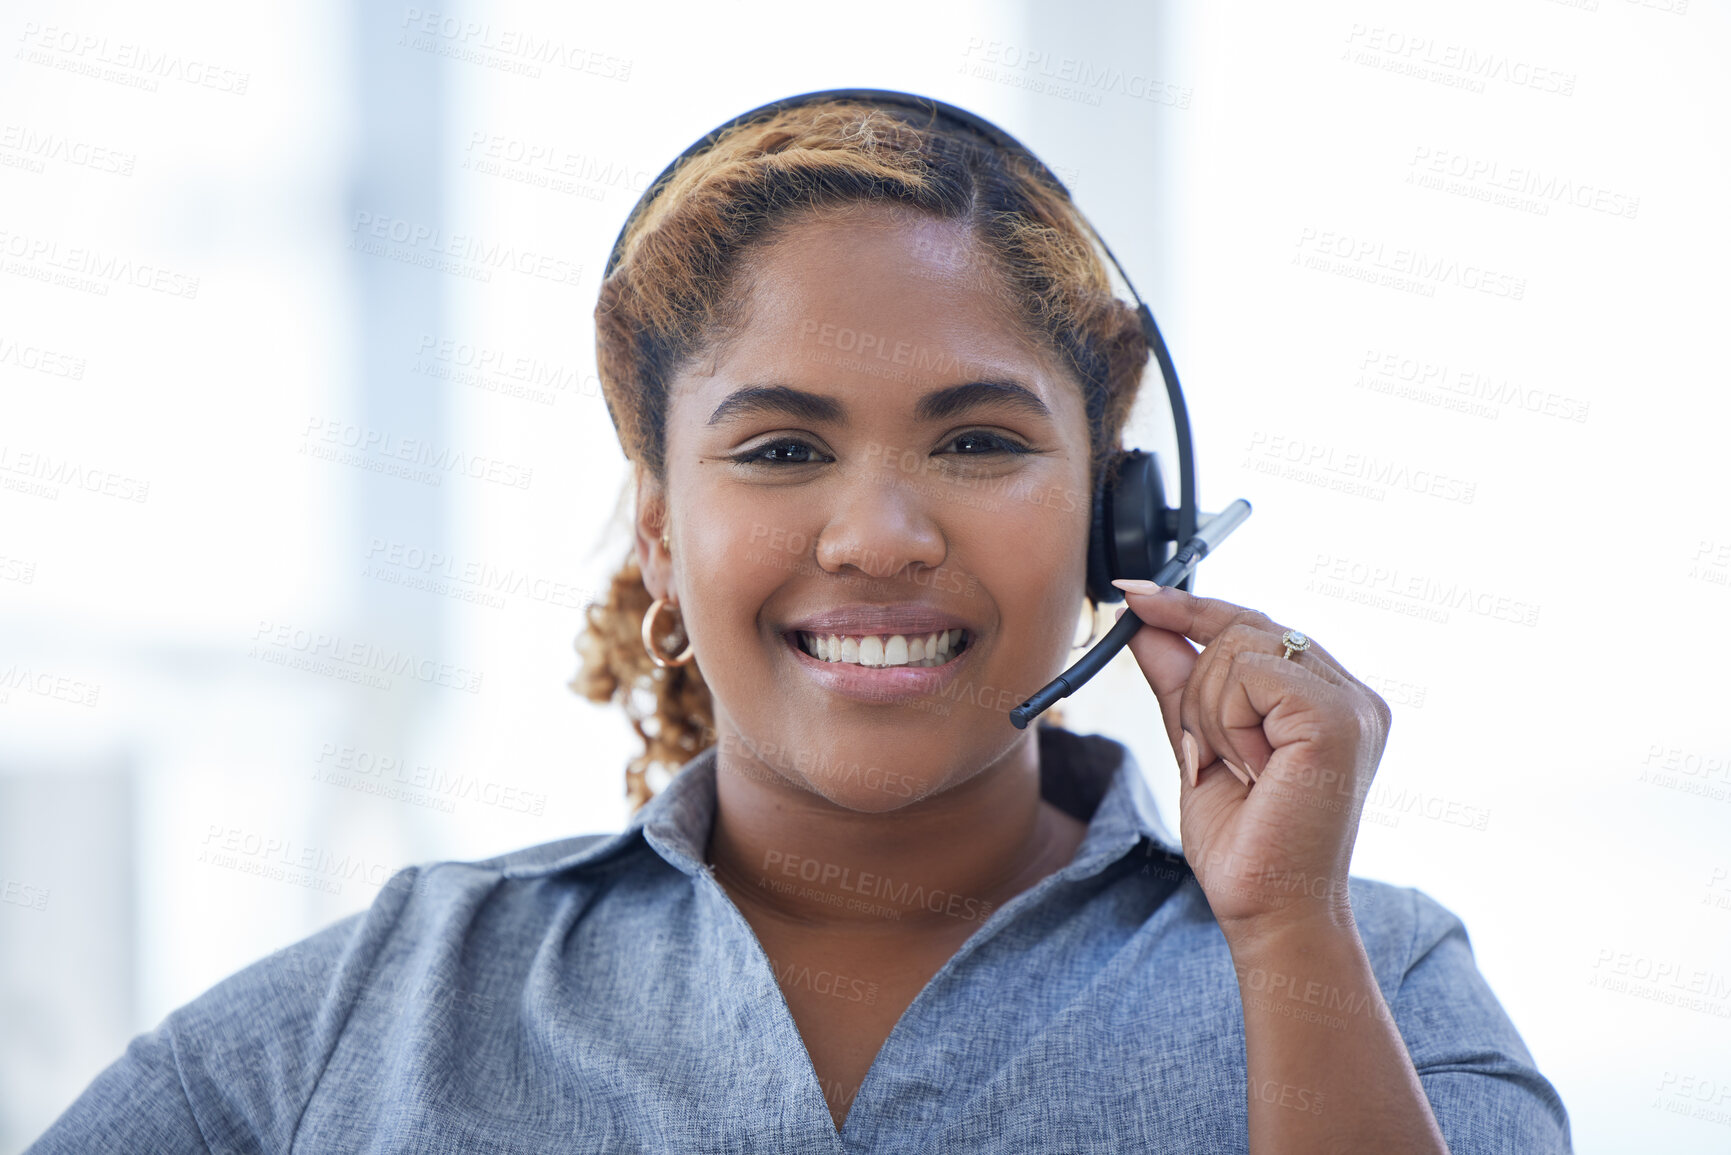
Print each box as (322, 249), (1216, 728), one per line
(812, 463), (948, 582)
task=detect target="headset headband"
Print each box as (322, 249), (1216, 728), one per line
(607, 89), (1122, 291)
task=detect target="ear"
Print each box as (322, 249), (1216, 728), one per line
(632, 464), (674, 602)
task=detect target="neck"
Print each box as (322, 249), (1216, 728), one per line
(705, 730), (1083, 937)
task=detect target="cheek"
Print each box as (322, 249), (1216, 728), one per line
(675, 491), (797, 640)
(737, 521), (819, 583)
(970, 481), (1092, 641)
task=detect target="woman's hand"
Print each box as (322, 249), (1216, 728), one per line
(1109, 579), (1392, 943)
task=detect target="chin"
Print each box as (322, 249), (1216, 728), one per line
(794, 761), (930, 812)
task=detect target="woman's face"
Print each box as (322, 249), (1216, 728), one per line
(640, 203), (1094, 812)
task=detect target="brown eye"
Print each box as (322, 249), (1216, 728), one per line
(727, 438), (830, 466)
(944, 431), (1031, 455)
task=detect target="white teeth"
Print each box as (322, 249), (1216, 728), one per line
(797, 629), (967, 668)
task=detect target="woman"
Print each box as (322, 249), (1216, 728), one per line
(29, 97), (1572, 1153)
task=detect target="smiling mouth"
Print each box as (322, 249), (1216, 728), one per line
(790, 629), (970, 669)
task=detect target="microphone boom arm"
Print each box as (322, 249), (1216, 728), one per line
(1009, 499), (1253, 729)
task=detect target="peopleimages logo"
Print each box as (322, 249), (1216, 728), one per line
(15, 22), (252, 95)
(460, 131), (652, 200)
(1353, 348), (1591, 425)
(797, 318), (973, 376)
(363, 536), (594, 610)
(1242, 431), (1478, 505)
(1306, 552), (1541, 628)
(198, 825), (399, 896)
(0, 227), (200, 299)
(1407, 146), (1640, 220)
(759, 849), (997, 924)
(300, 416), (533, 490)
(0, 444), (149, 503)
(398, 8), (632, 82)
(1294, 227), (1526, 301)
(0, 332), (87, 379)
(348, 211), (583, 287)
(249, 620), (484, 694)
(411, 333), (599, 405)
(767, 954), (880, 1006)
(0, 665), (101, 707)
(1342, 24), (1577, 97)
(0, 124), (136, 176)
(313, 742), (547, 816)
(958, 37), (1193, 110)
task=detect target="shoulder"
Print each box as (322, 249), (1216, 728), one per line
(180, 826), (651, 1022)
(1342, 876), (1511, 1035)
(1342, 877), (1575, 1152)
(1342, 876), (1466, 989)
(26, 829), (644, 1153)
(24, 890), (402, 1153)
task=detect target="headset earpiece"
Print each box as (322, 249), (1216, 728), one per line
(1086, 448), (1179, 604)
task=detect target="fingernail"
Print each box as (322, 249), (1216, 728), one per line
(1181, 730), (1199, 788)
(1239, 758), (1260, 783)
(1222, 759), (1252, 787)
(1110, 579), (1165, 595)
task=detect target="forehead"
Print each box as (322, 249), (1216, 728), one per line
(672, 205), (1076, 417)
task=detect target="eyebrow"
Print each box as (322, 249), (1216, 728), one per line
(704, 379), (1053, 427)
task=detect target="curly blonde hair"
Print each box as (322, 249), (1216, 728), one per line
(571, 98), (1152, 813)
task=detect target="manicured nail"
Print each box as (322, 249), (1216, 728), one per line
(1110, 578), (1166, 595)
(1221, 758), (1252, 787)
(1181, 730), (1199, 788)
(1239, 758), (1260, 783)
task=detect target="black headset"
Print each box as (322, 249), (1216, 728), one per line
(601, 87), (1199, 606)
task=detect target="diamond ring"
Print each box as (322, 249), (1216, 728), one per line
(1280, 629), (1311, 661)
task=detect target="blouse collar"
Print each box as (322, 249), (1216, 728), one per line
(501, 726), (1186, 883)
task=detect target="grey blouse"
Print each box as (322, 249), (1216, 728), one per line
(29, 725), (1572, 1152)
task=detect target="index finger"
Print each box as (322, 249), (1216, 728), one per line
(1108, 579), (1261, 647)
(1110, 579), (1356, 688)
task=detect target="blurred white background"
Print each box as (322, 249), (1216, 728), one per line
(2, 1), (1727, 1151)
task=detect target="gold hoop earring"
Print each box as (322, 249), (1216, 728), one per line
(1072, 597), (1101, 649)
(642, 595), (695, 667)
